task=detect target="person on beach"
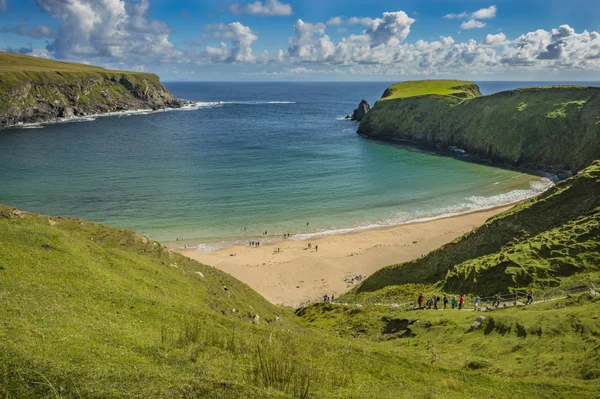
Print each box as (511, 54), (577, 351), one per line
(315, 245), (318, 252)
(525, 290), (534, 305)
(418, 293), (424, 308)
(492, 293), (501, 308)
(331, 294), (335, 302)
(323, 295), (328, 302)
(308, 243), (311, 249)
(459, 294), (465, 310)
(443, 295), (449, 309)
(474, 296), (481, 311)
(451, 296), (457, 309)
(307, 222), (309, 226)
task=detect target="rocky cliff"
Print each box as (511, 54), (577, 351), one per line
(0, 52), (181, 127)
(357, 80), (600, 174)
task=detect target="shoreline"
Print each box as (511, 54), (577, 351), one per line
(176, 202), (520, 307)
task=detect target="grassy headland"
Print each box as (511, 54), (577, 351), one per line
(358, 80), (600, 173)
(0, 52), (180, 127)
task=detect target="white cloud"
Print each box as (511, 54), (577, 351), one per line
(35, 0), (179, 61)
(443, 12), (469, 19)
(461, 19), (486, 29)
(446, 5), (496, 30)
(482, 32), (508, 46)
(472, 5), (497, 20)
(229, 0), (292, 17)
(364, 11), (415, 46)
(348, 17), (375, 26)
(326, 16), (344, 26)
(203, 22), (258, 62)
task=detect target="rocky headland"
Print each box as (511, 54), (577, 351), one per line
(356, 80), (600, 175)
(0, 52), (181, 128)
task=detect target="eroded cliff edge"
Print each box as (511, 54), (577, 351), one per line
(0, 52), (181, 128)
(357, 80), (600, 174)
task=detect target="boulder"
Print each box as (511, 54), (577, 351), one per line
(468, 316), (486, 332)
(350, 99), (370, 122)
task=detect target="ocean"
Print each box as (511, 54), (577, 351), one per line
(1, 81), (594, 250)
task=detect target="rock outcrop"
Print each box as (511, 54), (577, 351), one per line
(0, 52), (182, 128)
(349, 99), (370, 122)
(357, 80), (600, 174)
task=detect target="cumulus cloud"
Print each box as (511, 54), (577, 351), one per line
(1, 20), (56, 38)
(35, 0), (179, 61)
(482, 32), (508, 46)
(446, 5), (496, 30)
(229, 0), (292, 16)
(326, 16), (343, 26)
(203, 22), (258, 62)
(364, 11), (415, 46)
(461, 19), (486, 29)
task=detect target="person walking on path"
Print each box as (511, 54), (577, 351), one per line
(443, 295), (449, 309)
(451, 296), (457, 309)
(418, 293), (425, 308)
(525, 290), (534, 305)
(492, 293), (501, 308)
(433, 295), (439, 310)
(426, 298), (433, 310)
(474, 296), (481, 311)
(459, 294), (465, 310)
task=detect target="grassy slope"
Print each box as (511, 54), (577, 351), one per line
(352, 161), (600, 298)
(358, 81), (600, 172)
(297, 294), (600, 384)
(1, 205), (597, 398)
(378, 80), (481, 101)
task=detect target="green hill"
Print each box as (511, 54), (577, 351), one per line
(0, 52), (181, 127)
(2, 204), (599, 398)
(351, 161), (600, 298)
(358, 80), (600, 173)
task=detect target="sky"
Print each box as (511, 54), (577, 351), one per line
(0, 0), (599, 81)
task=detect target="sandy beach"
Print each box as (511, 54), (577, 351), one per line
(177, 205), (514, 307)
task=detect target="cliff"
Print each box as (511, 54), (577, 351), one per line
(0, 52), (181, 127)
(357, 80), (600, 173)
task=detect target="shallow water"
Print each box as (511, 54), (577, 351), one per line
(1, 81), (587, 250)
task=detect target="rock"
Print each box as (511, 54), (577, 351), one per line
(253, 314), (260, 324)
(350, 99), (370, 122)
(57, 107), (75, 118)
(468, 316), (486, 332)
(119, 76), (136, 91)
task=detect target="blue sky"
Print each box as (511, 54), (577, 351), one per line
(0, 0), (599, 80)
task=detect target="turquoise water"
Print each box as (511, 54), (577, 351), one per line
(0, 82), (554, 250)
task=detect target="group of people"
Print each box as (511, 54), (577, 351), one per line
(323, 294), (335, 302)
(249, 241), (260, 247)
(418, 293), (466, 310)
(307, 243), (319, 251)
(418, 290), (535, 311)
(345, 275), (364, 285)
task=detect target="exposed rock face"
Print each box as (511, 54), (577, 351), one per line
(350, 99), (370, 122)
(0, 72), (182, 128)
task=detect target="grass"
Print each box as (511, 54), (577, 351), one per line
(378, 80), (482, 101)
(359, 81), (600, 172)
(2, 204), (599, 397)
(351, 161), (600, 298)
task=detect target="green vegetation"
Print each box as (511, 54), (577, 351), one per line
(378, 80), (481, 101)
(351, 161), (600, 299)
(2, 204), (599, 397)
(358, 80), (600, 172)
(0, 52), (179, 127)
(297, 294), (600, 384)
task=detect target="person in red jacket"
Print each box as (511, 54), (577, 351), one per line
(417, 293), (424, 308)
(459, 294), (465, 310)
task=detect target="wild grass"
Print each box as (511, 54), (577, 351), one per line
(378, 80), (481, 101)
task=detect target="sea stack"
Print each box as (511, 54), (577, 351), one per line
(350, 99), (370, 121)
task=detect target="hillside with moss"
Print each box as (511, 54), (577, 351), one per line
(349, 161), (600, 300)
(357, 80), (600, 173)
(0, 52), (181, 127)
(3, 204), (600, 398)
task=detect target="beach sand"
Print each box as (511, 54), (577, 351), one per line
(177, 205), (513, 307)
